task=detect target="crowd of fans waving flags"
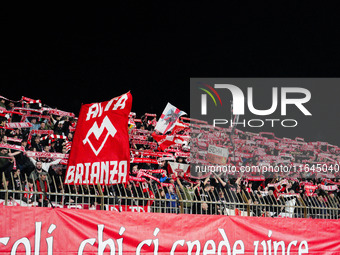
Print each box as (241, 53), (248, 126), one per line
(1, 92), (340, 211)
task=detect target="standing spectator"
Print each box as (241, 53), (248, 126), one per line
(28, 160), (53, 185)
(176, 177), (198, 214)
(315, 195), (328, 219)
(29, 157), (62, 173)
(29, 118), (41, 131)
(7, 168), (23, 200)
(54, 121), (65, 135)
(67, 132), (73, 142)
(6, 102), (15, 111)
(153, 188), (166, 213)
(31, 136), (43, 151)
(36, 172), (50, 207)
(39, 122), (48, 130)
(0, 147), (20, 178)
(0, 99), (6, 109)
(43, 145), (51, 153)
(165, 185), (179, 213)
(1, 135), (8, 144)
(22, 178), (38, 205)
(51, 115), (71, 136)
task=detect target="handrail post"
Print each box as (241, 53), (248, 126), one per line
(176, 186), (184, 214)
(2, 172), (8, 206)
(96, 183), (105, 210)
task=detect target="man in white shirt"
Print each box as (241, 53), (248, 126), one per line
(29, 157), (62, 173)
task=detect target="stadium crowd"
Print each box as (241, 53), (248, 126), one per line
(0, 95), (340, 218)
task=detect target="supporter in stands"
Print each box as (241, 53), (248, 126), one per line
(0, 99), (6, 109)
(36, 172), (50, 207)
(28, 161), (52, 186)
(165, 184), (179, 213)
(39, 122), (48, 130)
(1, 94), (340, 217)
(11, 128), (24, 140)
(14, 145), (32, 176)
(6, 101), (14, 111)
(1, 135), (7, 144)
(315, 195), (328, 219)
(31, 136), (43, 151)
(0, 147), (20, 178)
(22, 178), (37, 205)
(153, 188), (166, 213)
(176, 176), (198, 214)
(67, 132), (73, 142)
(28, 157), (62, 173)
(51, 115), (71, 136)
(7, 168), (23, 200)
(30, 118), (41, 131)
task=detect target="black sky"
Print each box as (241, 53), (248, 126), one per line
(1, 3), (340, 144)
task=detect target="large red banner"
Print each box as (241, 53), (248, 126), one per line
(65, 92), (132, 185)
(0, 206), (339, 254)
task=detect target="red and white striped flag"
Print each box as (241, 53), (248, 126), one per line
(170, 119), (189, 135)
(152, 133), (186, 151)
(154, 103), (186, 134)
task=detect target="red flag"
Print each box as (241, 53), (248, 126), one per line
(170, 119), (189, 135)
(152, 133), (185, 151)
(65, 92), (132, 185)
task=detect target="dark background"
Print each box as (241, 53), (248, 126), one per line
(1, 3), (340, 143)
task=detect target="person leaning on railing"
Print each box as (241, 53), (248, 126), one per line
(153, 188), (166, 213)
(22, 178), (38, 205)
(165, 184), (179, 213)
(7, 168), (23, 200)
(35, 171), (50, 207)
(29, 160), (52, 184)
(176, 175), (199, 214)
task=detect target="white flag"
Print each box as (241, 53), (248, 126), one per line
(154, 103), (186, 134)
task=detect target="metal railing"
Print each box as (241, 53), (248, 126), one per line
(1, 172), (339, 219)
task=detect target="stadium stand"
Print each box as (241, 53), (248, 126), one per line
(1, 95), (340, 219)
